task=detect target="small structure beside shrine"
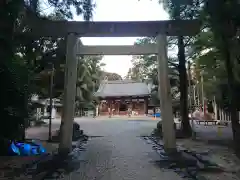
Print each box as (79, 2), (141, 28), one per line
(94, 79), (150, 116)
(31, 96), (63, 119)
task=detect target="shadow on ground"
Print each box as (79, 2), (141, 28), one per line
(142, 136), (224, 180)
(194, 138), (233, 147)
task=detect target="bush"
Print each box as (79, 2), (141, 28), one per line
(0, 59), (29, 141)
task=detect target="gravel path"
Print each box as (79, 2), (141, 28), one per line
(60, 119), (183, 180)
(23, 118), (238, 180)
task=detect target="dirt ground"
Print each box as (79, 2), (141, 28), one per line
(0, 137), (59, 179)
(178, 139), (240, 180)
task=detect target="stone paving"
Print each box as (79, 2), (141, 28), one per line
(20, 118), (238, 180)
(67, 136), (182, 180)
(52, 119), (183, 180)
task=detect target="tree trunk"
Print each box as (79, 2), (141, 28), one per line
(0, 0), (25, 143)
(222, 38), (240, 158)
(172, 2), (192, 137)
(178, 35), (192, 137)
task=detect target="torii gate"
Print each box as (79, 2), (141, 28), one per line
(25, 18), (200, 154)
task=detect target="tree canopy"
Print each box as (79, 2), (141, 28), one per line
(128, 0), (240, 156)
(2, 0), (240, 157)
(0, 0), (96, 143)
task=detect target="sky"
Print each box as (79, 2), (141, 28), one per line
(73, 0), (169, 77)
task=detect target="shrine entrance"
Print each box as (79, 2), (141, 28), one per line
(119, 103), (127, 112)
(25, 17), (200, 154)
(95, 79), (150, 116)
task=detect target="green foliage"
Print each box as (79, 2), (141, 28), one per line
(101, 72), (122, 81)
(189, 0), (240, 111)
(197, 0), (240, 156)
(0, 55), (30, 140)
(41, 0), (94, 20)
(127, 37), (179, 106)
(75, 55), (104, 112)
(0, 0), (95, 142)
(159, 0), (204, 136)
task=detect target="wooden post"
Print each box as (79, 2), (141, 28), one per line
(96, 104), (99, 117)
(130, 97), (133, 115)
(48, 63), (54, 141)
(220, 109), (224, 121)
(156, 34), (176, 153)
(200, 72), (205, 114)
(214, 96), (218, 120)
(188, 61), (195, 139)
(108, 99), (112, 117)
(59, 33), (78, 154)
(144, 97), (149, 115)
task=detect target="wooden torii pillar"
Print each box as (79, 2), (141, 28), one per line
(24, 18), (200, 154)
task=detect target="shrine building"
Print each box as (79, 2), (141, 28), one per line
(94, 79), (150, 116)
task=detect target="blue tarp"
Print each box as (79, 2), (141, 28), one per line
(8, 141), (46, 156)
(153, 113), (161, 117)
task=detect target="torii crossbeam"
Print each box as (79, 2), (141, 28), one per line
(24, 18), (200, 37)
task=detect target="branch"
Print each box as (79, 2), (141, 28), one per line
(168, 61), (178, 68)
(184, 36), (194, 47)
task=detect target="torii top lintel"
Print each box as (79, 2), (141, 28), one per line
(26, 18), (201, 37)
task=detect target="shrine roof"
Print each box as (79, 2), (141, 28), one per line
(94, 80), (150, 98)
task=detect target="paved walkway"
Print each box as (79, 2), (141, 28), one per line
(25, 118), (234, 180)
(59, 119), (182, 180)
(26, 126), (59, 140)
(68, 136), (181, 180)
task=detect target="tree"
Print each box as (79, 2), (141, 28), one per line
(201, 0), (240, 157)
(101, 72), (122, 81)
(185, 0), (240, 156)
(128, 37), (180, 110)
(159, 0), (203, 136)
(75, 55), (104, 115)
(0, 1), (26, 145)
(0, 0), (94, 144)
(190, 30), (227, 107)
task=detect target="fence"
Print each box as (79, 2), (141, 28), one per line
(217, 109), (240, 122)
